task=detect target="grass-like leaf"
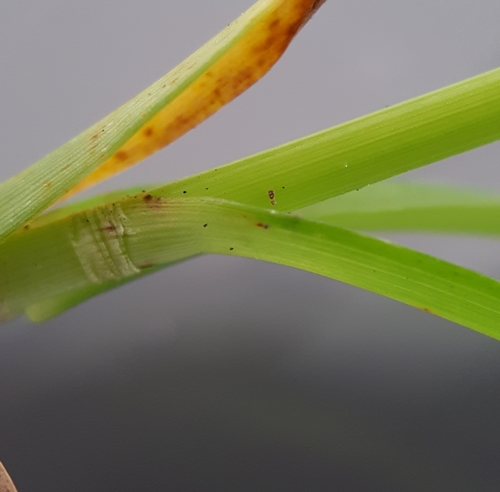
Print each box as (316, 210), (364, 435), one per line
(14, 179), (500, 321)
(2, 0), (500, 338)
(3, 193), (500, 340)
(154, 68), (500, 211)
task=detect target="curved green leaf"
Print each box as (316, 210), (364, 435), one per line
(2, 193), (500, 339)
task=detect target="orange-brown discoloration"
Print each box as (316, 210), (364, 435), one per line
(115, 150), (129, 162)
(256, 222), (270, 229)
(269, 18), (281, 30)
(65, 0), (325, 196)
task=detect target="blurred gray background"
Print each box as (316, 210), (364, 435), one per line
(2, 1), (500, 490)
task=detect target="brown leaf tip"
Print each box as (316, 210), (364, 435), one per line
(311, 0), (327, 12)
(299, 0), (328, 29)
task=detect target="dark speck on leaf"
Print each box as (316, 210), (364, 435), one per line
(143, 194), (153, 201)
(230, 247), (234, 251)
(256, 222), (270, 229)
(183, 190), (187, 194)
(203, 224), (208, 228)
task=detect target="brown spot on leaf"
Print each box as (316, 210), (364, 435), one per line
(115, 150), (128, 162)
(268, 190), (275, 200)
(143, 127), (154, 137)
(142, 193), (164, 209)
(256, 222), (270, 229)
(269, 18), (281, 30)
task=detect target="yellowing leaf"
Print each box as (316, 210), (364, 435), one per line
(66, 0), (326, 196)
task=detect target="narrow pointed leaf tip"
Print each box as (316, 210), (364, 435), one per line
(66, 0), (326, 196)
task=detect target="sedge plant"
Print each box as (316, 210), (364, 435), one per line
(2, 0), (500, 342)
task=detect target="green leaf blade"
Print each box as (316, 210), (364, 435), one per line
(157, 68), (500, 211)
(3, 193), (500, 339)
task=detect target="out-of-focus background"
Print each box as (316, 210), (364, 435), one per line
(2, 1), (500, 490)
